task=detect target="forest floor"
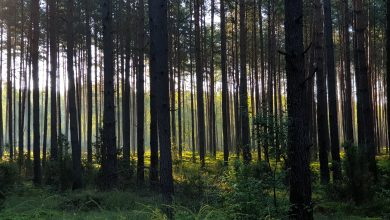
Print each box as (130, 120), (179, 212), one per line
(0, 153), (389, 220)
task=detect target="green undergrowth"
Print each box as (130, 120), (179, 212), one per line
(0, 153), (389, 219)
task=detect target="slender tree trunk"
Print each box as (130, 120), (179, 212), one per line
(18, 0), (26, 168)
(284, 0), (313, 218)
(149, 24), (159, 186)
(386, 0), (390, 156)
(343, 0), (354, 143)
(137, 0), (145, 184)
(314, 0), (330, 184)
(67, 0), (82, 189)
(221, 0), (229, 165)
(149, 0), (174, 206)
(0, 24), (4, 159)
(32, 0), (41, 185)
(194, 0), (205, 167)
(85, 0), (93, 165)
(42, 54), (49, 168)
(240, 0), (251, 164)
(49, 0), (58, 161)
(123, 29), (131, 168)
(102, 0), (118, 189)
(323, 0), (342, 181)
(7, 16), (13, 160)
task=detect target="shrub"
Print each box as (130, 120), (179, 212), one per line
(44, 134), (74, 191)
(221, 160), (276, 219)
(343, 142), (373, 204)
(0, 162), (18, 191)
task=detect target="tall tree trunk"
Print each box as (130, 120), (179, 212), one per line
(353, 0), (377, 177)
(314, 0), (330, 184)
(343, 0), (354, 143)
(0, 24), (3, 159)
(209, 0), (216, 158)
(32, 0), (41, 185)
(221, 0), (229, 165)
(386, 0), (390, 156)
(102, 0), (118, 189)
(49, 0), (58, 161)
(149, 0), (174, 206)
(239, 0), (251, 164)
(149, 26), (159, 186)
(323, 0), (342, 181)
(284, 0), (313, 218)
(67, 0), (82, 189)
(85, 0), (93, 165)
(137, 0), (145, 184)
(123, 24), (131, 168)
(194, 0), (205, 167)
(7, 15), (13, 160)
(18, 0), (26, 168)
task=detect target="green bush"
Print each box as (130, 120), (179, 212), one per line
(0, 162), (18, 192)
(44, 134), (74, 190)
(221, 160), (277, 219)
(343, 142), (373, 204)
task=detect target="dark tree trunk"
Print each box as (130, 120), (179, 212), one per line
(18, 0), (26, 168)
(7, 17), (13, 161)
(42, 55), (49, 168)
(32, 0), (41, 185)
(209, 0), (216, 158)
(343, 0), (354, 143)
(67, 0), (82, 189)
(314, 0), (330, 184)
(221, 0), (229, 165)
(239, 0), (251, 164)
(123, 35), (131, 168)
(387, 0), (390, 156)
(149, 31), (159, 187)
(284, 0), (313, 218)
(149, 0), (174, 205)
(194, 0), (206, 167)
(85, 0), (93, 165)
(323, 0), (342, 181)
(0, 24), (3, 159)
(49, 0), (58, 161)
(353, 0), (377, 178)
(137, 0), (145, 184)
(102, 0), (118, 189)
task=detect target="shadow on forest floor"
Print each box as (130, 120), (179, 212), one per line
(0, 153), (389, 219)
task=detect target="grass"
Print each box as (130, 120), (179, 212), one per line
(0, 152), (389, 219)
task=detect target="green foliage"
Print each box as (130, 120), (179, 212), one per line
(253, 112), (288, 161)
(343, 142), (373, 203)
(0, 162), (19, 191)
(92, 128), (104, 165)
(174, 204), (228, 220)
(44, 134), (74, 191)
(117, 158), (136, 189)
(220, 160), (288, 219)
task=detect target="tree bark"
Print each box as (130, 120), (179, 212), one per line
(239, 0), (251, 164)
(67, 0), (82, 189)
(137, 0), (145, 184)
(284, 0), (313, 218)
(49, 0), (58, 161)
(194, 0), (206, 167)
(102, 0), (118, 189)
(221, 0), (229, 165)
(314, 0), (330, 184)
(149, 0), (174, 206)
(323, 0), (342, 181)
(353, 0), (377, 177)
(32, 0), (41, 185)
